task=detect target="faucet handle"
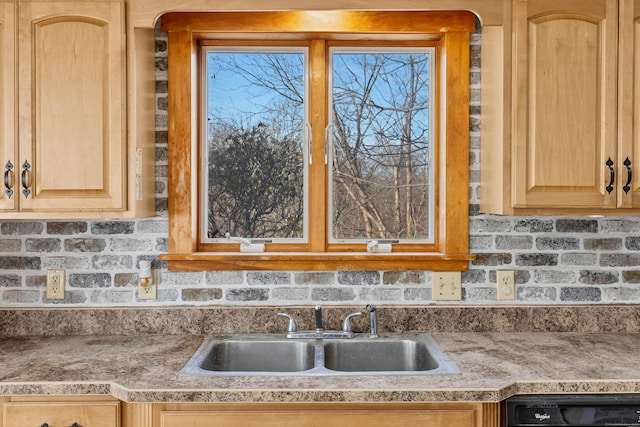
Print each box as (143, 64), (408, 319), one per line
(342, 312), (362, 332)
(314, 305), (323, 332)
(277, 313), (297, 333)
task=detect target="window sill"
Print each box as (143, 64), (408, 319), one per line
(160, 253), (475, 271)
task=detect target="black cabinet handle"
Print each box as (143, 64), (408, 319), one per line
(21, 160), (30, 198)
(4, 160), (13, 199)
(38, 422), (82, 427)
(606, 157), (615, 195)
(623, 157), (632, 194)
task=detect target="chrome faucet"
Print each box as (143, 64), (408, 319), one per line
(277, 306), (361, 339)
(366, 304), (378, 338)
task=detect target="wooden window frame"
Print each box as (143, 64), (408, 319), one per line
(160, 11), (476, 271)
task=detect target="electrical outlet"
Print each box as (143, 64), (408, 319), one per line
(496, 270), (515, 300)
(432, 271), (462, 301)
(46, 269), (65, 300)
(138, 269), (157, 300)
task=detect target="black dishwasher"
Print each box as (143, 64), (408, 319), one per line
(505, 394), (640, 426)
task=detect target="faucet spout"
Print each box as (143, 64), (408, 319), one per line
(314, 305), (323, 333)
(366, 304), (378, 338)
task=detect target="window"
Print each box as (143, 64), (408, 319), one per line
(328, 46), (435, 244)
(201, 46), (307, 243)
(202, 44), (435, 247)
(161, 11), (476, 271)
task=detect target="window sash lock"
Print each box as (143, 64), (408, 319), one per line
(366, 239), (399, 253)
(226, 233), (272, 253)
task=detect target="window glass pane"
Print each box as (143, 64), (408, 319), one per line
(329, 48), (435, 242)
(202, 48), (307, 242)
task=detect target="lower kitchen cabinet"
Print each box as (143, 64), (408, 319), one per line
(0, 397), (500, 426)
(2, 396), (120, 427)
(150, 402), (500, 427)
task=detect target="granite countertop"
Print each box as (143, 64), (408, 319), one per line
(0, 331), (638, 403)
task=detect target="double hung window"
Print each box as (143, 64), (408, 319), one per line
(161, 11), (475, 270)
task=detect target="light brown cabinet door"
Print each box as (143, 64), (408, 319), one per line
(17, 0), (126, 213)
(4, 400), (120, 427)
(618, 0), (640, 208)
(0, 1), (17, 211)
(512, 0), (618, 209)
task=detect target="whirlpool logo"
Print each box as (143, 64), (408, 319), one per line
(534, 413), (551, 421)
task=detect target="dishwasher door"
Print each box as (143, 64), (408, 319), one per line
(505, 394), (640, 426)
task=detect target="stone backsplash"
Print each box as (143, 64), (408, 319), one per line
(1, 305), (639, 335)
(0, 26), (639, 307)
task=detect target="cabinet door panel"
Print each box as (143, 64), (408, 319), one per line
(161, 409), (475, 427)
(618, 0), (640, 207)
(0, 2), (17, 212)
(18, 1), (125, 212)
(4, 401), (119, 427)
(512, 0), (618, 209)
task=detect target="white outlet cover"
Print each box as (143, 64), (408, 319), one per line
(46, 269), (65, 300)
(496, 270), (515, 300)
(138, 269), (157, 300)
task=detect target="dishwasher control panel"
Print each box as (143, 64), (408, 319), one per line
(506, 394), (640, 426)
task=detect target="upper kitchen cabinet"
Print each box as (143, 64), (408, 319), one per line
(480, 0), (638, 215)
(0, 0), (155, 218)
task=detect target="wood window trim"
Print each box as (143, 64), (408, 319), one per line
(159, 11), (476, 271)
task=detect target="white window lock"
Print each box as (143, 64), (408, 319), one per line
(225, 233), (271, 253)
(366, 239), (399, 253)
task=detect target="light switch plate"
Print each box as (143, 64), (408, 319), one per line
(432, 272), (462, 301)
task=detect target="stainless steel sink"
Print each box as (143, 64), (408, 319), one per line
(200, 340), (316, 372)
(323, 339), (439, 372)
(180, 333), (458, 376)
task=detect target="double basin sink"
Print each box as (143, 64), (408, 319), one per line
(180, 333), (458, 376)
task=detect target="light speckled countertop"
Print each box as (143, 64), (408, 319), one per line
(0, 306), (639, 403)
(0, 331), (638, 403)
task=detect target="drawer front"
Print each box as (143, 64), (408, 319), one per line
(160, 409), (475, 427)
(4, 401), (119, 427)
